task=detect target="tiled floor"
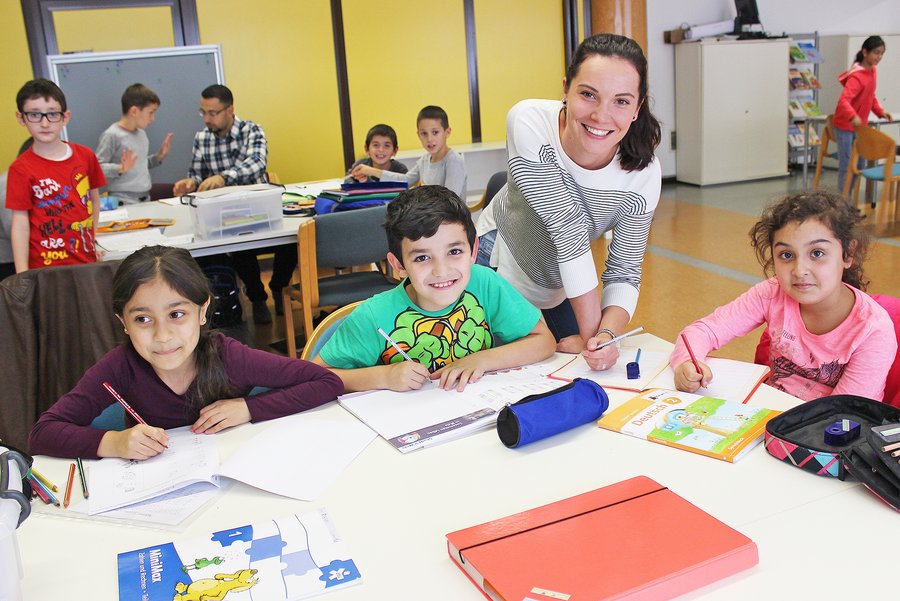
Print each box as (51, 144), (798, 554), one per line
(246, 167), (900, 361)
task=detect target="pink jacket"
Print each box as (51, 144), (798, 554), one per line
(834, 64), (886, 131)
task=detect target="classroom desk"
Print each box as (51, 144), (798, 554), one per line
(18, 336), (897, 600)
(97, 180), (345, 261)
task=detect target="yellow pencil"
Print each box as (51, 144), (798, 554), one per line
(29, 467), (59, 492)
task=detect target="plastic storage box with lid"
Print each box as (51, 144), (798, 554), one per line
(181, 184), (284, 240)
(0, 447), (31, 601)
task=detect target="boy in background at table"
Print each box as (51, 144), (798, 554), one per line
(314, 185), (555, 393)
(95, 83), (173, 204)
(345, 123), (408, 183)
(6, 79), (106, 272)
(351, 106), (467, 199)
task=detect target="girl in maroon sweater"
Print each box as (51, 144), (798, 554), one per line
(29, 245), (343, 460)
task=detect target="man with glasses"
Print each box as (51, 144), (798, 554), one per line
(173, 84), (293, 325)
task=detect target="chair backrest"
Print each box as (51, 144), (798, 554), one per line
(853, 126), (896, 163)
(312, 204), (389, 269)
(822, 114), (835, 146)
(483, 171), (507, 210)
(754, 293), (900, 407)
(300, 301), (362, 360)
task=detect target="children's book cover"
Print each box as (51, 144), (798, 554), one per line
(597, 389), (779, 462)
(797, 42), (824, 63)
(789, 44), (809, 63)
(117, 510), (361, 601)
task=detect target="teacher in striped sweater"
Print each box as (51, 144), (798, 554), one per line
(476, 33), (661, 372)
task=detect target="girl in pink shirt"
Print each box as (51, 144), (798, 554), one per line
(671, 191), (896, 402)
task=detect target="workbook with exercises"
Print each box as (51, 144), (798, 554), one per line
(339, 363), (564, 453)
(446, 476), (758, 600)
(117, 510), (360, 601)
(552, 350), (770, 403)
(597, 389), (780, 462)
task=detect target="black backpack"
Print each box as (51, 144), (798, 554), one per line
(202, 264), (243, 328)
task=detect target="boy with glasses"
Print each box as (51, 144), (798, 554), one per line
(6, 78), (106, 272)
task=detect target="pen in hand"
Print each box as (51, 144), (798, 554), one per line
(592, 326), (645, 351)
(378, 328), (413, 362)
(680, 333), (705, 384)
(102, 381), (168, 448)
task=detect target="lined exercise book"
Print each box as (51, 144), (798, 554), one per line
(446, 476), (758, 600)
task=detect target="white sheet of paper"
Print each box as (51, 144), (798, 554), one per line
(87, 428), (219, 514)
(647, 357), (770, 403)
(65, 481), (221, 528)
(217, 414), (376, 501)
(551, 348), (671, 391)
(340, 365), (562, 441)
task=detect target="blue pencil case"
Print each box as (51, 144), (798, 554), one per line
(497, 379), (609, 448)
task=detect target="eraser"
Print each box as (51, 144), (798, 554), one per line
(626, 361), (640, 380)
(824, 419), (861, 446)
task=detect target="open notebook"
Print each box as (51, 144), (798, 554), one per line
(551, 350), (770, 404)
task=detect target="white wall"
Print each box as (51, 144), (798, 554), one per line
(646, 0), (900, 177)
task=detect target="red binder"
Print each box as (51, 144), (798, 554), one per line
(446, 476), (758, 600)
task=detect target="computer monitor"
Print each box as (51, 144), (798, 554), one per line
(733, 0), (762, 34)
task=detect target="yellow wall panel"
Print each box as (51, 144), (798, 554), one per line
(343, 0), (471, 159)
(53, 7), (175, 53)
(474, 0), (565, 142)
(1, 5), (36, 169)
(197, 0), (343, 183)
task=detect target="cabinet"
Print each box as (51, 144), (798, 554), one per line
(675, 38), (789, 186)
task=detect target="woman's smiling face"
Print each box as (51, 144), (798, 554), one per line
(559, 54), (641, 171)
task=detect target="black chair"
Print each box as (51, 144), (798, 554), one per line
(282, 205), (396, 357)
(469, 170), (507, 212)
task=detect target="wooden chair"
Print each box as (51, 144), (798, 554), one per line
(843, 125), (900, 209)
(300, 301), (363, 361)
(466, 170), (507, 213)
(812, 115), (836, 191)
(282, 205), (396, 358)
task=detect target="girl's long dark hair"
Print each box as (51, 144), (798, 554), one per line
(856, 35), (885, 64)
(749, 191), (869, 290)
(112, 246), (234, 411)
(565, 33), (661, 171)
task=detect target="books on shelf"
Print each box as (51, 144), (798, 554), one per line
(789, 44), (808, 63)
(789, 68), (809, 90)
(788, 124), (806, 148)
(597, 388), (780, 462)
(446, 476), (759, 600)
(117, 510), (361, 601)
(801, 99), (822, 116)
(789, 99), (807, 119)
(798, 41), (824, 63)
(801, 69), (821, 89)
(339, 363), (564, 453)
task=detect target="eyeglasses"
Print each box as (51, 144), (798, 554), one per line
(22, 111), (64, 123)
(198, 107), (228, 118)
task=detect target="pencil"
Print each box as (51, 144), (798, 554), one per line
(681, 333), (703, 376)
(28, 473), (59, 506)
(635, 348), (642, 364)
(28, 474), (52, 504)
(378, 328), (413, 362)
(64, 463), (76, 508)
(76, 457), (89, 499)
(29, 467), (58, 492)
(594, 326), (645, 351)
(102, 381), (147, 425)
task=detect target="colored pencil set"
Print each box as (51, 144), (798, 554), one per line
(27, 460), (88, 508)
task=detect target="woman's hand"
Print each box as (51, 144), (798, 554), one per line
(192, 398), (251, 434)
(582, 341), (620, 371)
(99, 425), (168, 460)
(673, 360), (712, 392)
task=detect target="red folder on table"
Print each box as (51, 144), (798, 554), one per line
(446, 476), (757, 600)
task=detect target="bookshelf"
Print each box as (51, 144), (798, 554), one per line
(787, 32), (823, 188)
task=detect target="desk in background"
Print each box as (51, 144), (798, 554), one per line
(19, 336), (900, 600)
(395, 140), (506, 199)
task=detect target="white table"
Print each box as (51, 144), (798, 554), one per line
(97, 180), (345, 261)
(18, 336), (896, 600)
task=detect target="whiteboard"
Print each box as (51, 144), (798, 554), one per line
(47, 45), (224, 184)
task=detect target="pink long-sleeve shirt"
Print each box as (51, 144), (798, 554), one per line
(671, 278), (896, 402)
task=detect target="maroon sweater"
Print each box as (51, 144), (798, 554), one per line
(29, 333), (343, 459)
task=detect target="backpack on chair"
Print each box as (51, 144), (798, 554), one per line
(201, 264), (243, 328)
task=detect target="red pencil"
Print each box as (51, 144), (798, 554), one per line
(680, 333), (703, 376)
(102, 381), (147, 425)
(64, 463), (76, 508)
(28, 474), (59, 506)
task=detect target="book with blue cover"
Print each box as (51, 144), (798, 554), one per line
(117, 510), (361, 600)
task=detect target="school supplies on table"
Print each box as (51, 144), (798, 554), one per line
(117, 510), (361, 601)
(446, 475), (758, 600)
(96, 217), (175, 233)
(339, 363), (565, 453)
(647, 357), (771, 404)
(549, 347), (671, 392)
(598, 388), (778, 462)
